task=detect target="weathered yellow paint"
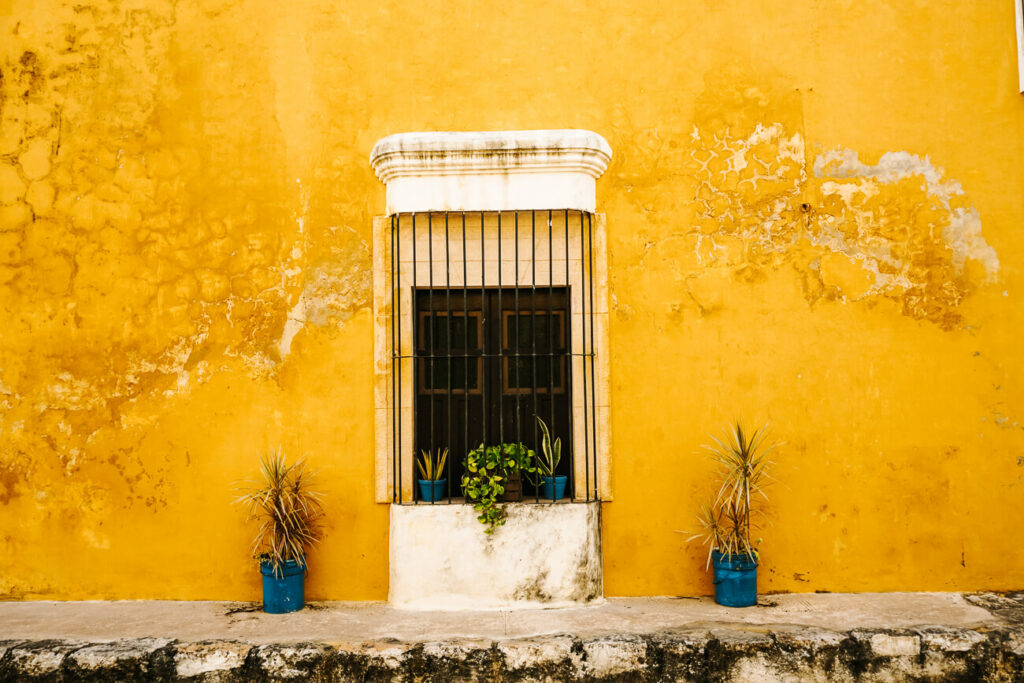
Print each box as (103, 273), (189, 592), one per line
(0, 0), (1022, 600)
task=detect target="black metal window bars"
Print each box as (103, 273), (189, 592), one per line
(389, 210), (600, 504)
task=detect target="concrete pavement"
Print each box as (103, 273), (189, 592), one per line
(1, 592), (1023, 680)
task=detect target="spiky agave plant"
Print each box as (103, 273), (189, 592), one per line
(688, 423), (777, 567)
(416, 447), (448, 482)
(236, 448), (325, 577)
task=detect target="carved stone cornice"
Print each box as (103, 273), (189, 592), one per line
(369, 130), (612, 213)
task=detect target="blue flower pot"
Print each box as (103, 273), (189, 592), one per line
(418, 478), (446, 502)
(540, 475), (567, 501)
(712, 550), (758, 607)
(260, 558), (306, 614)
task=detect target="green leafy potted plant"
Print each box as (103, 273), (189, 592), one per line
(417, 447), (448, 502)
(535, 416), (565, 500)
(688, 423), (776, 607)
(461, 442), (537, 534)
(236, 449), (324, 614)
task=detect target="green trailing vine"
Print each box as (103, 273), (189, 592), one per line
(461, 442), (537, 534)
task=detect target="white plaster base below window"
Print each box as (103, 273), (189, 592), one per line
(389, 502), (603, 611)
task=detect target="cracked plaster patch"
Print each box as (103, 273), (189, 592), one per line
(278, 227), (371, 359)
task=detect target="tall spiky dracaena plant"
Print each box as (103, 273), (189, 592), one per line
(688, 423), (777, 568)
(236, 449), (325, 578)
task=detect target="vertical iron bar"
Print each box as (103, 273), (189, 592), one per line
(513, 211), (522, 501)
(587, 212), (598, 500)
(480, 212), (487, 453)
(408, 213), (418, 504)
(400, 214), (405, 504)
(546, 210), (556, 497)
(427, 213), (435, 504)
(579, 211), (590, 503)
(390, 215), (397, 503)
(461, 211), (469, 504)
(444, 213), (452, 505)
(531, 211), (539, 503)
(564, 210), (575, 502)
(498, 211), (504, 451)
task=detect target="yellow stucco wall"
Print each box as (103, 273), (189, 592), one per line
(0, 0), (1022, 600)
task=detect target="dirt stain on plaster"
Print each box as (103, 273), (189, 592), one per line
(0, 460), (26, 505)
(513, 568), (553, 603)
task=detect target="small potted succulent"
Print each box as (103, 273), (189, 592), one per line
(416, 447), (448, 502)
(688, 423), (776, 607)
(534, 416), (565, 500)
(236, 449), (324, 613)
(461, 442), (537, 534)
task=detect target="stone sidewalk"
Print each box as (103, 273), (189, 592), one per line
(1, 592), (1023, 681)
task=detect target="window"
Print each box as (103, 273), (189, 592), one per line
(503, 308), (566, 394)
(381, 210), (605, 503)
(369, 130), (613, 508)
(417, 308), (482, 394)
(415, 288), (573, 500)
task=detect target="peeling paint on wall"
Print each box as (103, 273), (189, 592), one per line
(278, 227), (372, 359)
(680, 121), (999, 329)
(813, 149), (999, 278)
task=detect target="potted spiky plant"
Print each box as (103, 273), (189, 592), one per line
(416, 447), (448, 502)
(688, 423), (776, 607)
(535, 416), (565, 500)
(236, 449), (324, 614)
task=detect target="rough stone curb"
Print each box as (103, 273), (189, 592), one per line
(1, 625), (1023, 682)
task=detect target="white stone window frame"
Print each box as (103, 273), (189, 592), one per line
(370, 130), (613, 504)
(1017, 0), (1024, 92)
